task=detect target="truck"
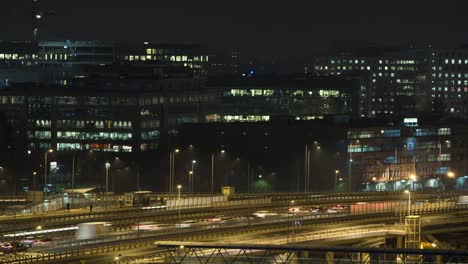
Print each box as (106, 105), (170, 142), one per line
(75, 222), (111, 240)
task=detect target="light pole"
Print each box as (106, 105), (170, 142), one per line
(169, 149), (180, 194)
(105, 161), (110, 193)
(446, 171), (455, 190)
(191, 160), (196, 193)
(44, 149), (53, 194)
(32, 172), (37, 190)
(72, 154), (75, 194)
(287, 200), (296, 243)
(334, 170), (339, 192)
(211, 150), (225, 196)
(348, 152), (352, 192)
(188, 171), (193, 194)
(177, 184), (182, 200)
(404, 190), (411, 216)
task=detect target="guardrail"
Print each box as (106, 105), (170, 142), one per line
(3, 207), (468, 264)
(0, 195), (462, 238)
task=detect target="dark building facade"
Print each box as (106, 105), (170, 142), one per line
(0, 73), (359, 193)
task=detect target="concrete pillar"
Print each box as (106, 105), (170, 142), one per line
(361, 252), (370, 264)
(326, 251), (334, 264)
(397, 236), (404, 249)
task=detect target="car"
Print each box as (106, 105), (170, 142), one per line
(331, 204), (347, 211)
(252, 211), (278, 218)
(22, 237), (52, 248)
(310, 207), (320, 214)
(288, 207), (307, 214)
(176, 220), (197, 228)
(1, 242), (27, 253)
(131, 222), (159, 231)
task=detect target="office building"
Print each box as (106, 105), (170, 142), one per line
(312, 47), (429, 118)
(348, 117), (468, 191)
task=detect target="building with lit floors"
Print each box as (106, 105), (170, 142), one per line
(349, 117), (468, 191)
(428, 46), (468, 117)
(312, 47), (429, 118)
(0, 40), (210, 87)
(204, 76), (361, 121)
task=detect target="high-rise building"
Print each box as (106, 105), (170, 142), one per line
(312, 47), (429, 118)
(428, 47), (468, 117)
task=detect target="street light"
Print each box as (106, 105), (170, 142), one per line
(447, 171), (455, 178)
(177, 184), (182, 200)
(404, 190), (411, 216)
(189, 171), (193, 193)
(169, 149), (180, 193)
(334, 170), (339, 192)
(191, 160), (196, 193)
(211, 150), (225, 196)
(105, 161), (110, 193)
(44, 149), (53, 194)
(288, 200), (296, 243)
(32, 172), (37, 190)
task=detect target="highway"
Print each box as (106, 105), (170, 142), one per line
(0, 191), (466, 263)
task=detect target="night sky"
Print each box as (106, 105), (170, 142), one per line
(2, 0), (468, 69)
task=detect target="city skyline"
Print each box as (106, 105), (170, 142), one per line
(3, 1), (468, 71)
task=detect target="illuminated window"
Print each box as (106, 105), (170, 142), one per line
(319, 90), (339, 97)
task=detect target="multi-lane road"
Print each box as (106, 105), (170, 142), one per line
(0, 191), (467, 263)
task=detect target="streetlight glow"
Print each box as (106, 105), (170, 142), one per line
(177, 184), (182, 200)
(105, 161), (111, 193)
(447, 171), (455, 178)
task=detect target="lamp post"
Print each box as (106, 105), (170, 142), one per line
(32, 172), (37, 190)
(169, 149), (180, 194)
(44, 149), (53, 194)
(334, 170), (339, 192)
(72, 154), (75, 194)
(287, 200), (296, 243)
(177, 184), (182, 200)
(188, 171), (193, 194)
(191, 160), (196, 193)
(105, 161), (110, 193)
(211, 150), (225, 196)
(446, 171), (455, 190)
(404, 190), (411, 216)
(348, 153), (353, 192)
